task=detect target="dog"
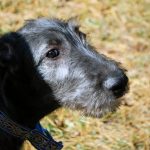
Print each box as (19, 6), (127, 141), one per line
(0, 18), (128, 150)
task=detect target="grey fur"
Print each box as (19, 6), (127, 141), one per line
(18, 18), (128, 118)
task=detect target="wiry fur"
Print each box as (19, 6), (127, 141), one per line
(0, 18), (128, 150)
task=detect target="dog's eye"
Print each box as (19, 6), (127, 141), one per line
(46, 48), (60, 58)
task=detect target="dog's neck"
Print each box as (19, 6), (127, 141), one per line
(0, 32), (60, 129)
(0, 68), (60, 150)
(0, 68), (59, 128)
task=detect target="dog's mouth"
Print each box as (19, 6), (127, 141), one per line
(57, 82), (129, 118)
(62, 96), (123, 118)
(81, 104), (119, 118)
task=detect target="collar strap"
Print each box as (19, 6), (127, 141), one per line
(0, 111), (63, 150)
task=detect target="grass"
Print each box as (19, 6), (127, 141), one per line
(0, 0), (150, 150)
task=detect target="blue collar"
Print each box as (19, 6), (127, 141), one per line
(0, 111), (63, 150)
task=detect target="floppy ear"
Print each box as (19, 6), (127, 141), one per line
(0, 32), (20, 70)
(0, 40), (13, 68)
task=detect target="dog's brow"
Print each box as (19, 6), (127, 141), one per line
(49, 39), (61, 45)
(50, 40), (57, 45)
(47, 27), (84, 49)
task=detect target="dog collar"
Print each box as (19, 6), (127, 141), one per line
(0, 111), (63, 150)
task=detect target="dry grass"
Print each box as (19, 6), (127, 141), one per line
(0, 0), (150, 150)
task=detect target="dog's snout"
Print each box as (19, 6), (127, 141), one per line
(103, 73), (128, 98)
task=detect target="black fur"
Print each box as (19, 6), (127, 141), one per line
(0, 18), (128, 150)
(0, 32), (60, 149)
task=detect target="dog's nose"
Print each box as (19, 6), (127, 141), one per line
(103, 73), (128, 98)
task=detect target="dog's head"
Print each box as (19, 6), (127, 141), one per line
(0, 18), (128, 118)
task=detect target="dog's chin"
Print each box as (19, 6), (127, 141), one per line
(60, 93), (123, 118)
(79, 99), (122, 118)
(81, 107), (117, 118)
(63, 102), (121, 118)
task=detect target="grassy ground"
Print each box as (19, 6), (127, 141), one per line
(0, 0), (150, 150)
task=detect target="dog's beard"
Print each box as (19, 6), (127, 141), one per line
(53, 85), (121, 118)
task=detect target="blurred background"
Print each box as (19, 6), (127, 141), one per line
(0, 0), (149, 150)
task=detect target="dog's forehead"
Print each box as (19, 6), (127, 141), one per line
(18, 18), (83, 50)
(17, 18), (84, 64)
(18, 18), (87, 54)
(18, 18), (98, 67)
(19, 18), (78, 34)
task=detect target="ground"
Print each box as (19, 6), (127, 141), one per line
(0, 0), (149, 150)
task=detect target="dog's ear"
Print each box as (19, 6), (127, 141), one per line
(0, 33), (19, 69)
(0, 41), (13, 68)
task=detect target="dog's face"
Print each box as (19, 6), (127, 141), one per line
(1, 18), (128, 117)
